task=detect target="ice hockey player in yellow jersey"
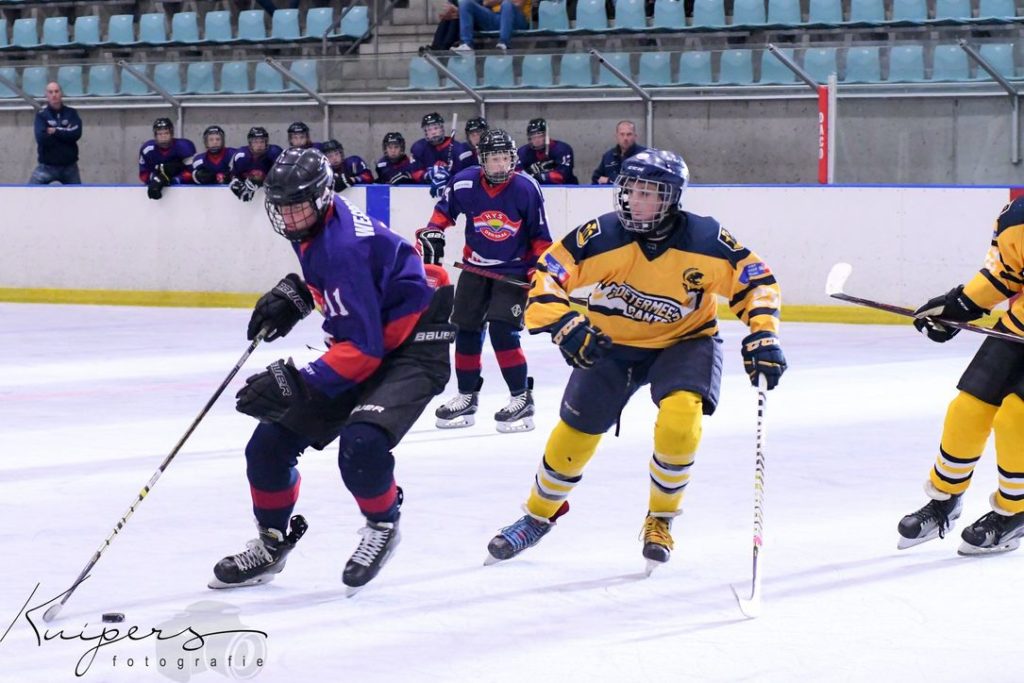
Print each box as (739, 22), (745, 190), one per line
(899, 197), (1024, 555)
(483, 149), (786, 572)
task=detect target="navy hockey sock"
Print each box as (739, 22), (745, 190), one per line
(338, 423), (400, 522)
(455, 329), (486, 393)
(490, 321), (527, 394)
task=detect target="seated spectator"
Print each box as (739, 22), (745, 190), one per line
(516, 118), (578, 185)
(229, 126), (283, 202)
(430, 0), (461, 51)
(192, 125), (235, 186)
(321, 139), (374, 191)
(464, 116), (488, 166)
(30, 82), (82, 185)
(139, 118), (196, 200)
(592, 120), (647, 185)
(451, 0), (531, 52)
(376, 132), (416, 185)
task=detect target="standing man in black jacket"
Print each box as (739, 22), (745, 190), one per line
(29, 82), (82, 185)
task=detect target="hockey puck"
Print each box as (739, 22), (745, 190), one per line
(101, 613), (125, 623)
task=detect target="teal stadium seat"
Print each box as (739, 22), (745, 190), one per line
(768, 0), (802, 24)
(186, 62), (216, 93)
(204, 11), (234, 42)
(808, 0), (843, 22)
(271, 9), (300, 40)
(732, 0), (767, 25)
(171, 12), (200, 43)
(576, 0), (610, 30)
(891, 0), (928, 21)
(843, 46), (882, 81)
(57, 65), (84, 96)
(12, 18), (38, 48)
(978, 43), (1015, 79)
(0, 68), (16, 97)
(483, 55), (514, 87)
(446, 55), (477, 87)
(597, 52), (631, 85)
(931, 44), (969, 80)
(238, 10), (267, 41)
(677, 50), (712, 84)
(139, 14), (168, 43)
(289, 60), (319, 90)
(718, 49), (754, 84)
(559, 53), (593, 86)
(42, 17), (70, 46)
(978, 0), (1016, 18)
(408, 56), (440, 89)
(538, 1), (571, 29)
(653, 0), (686, 28)
(615, 0), (648, 29)
(520, 55), (554, 86)
(0, 19), (6, 49)
(934, 0), (971, 19)
(22, 66), (48, 96)
(759, 48), (796, 83)
(803, 47), (838, 82)
(340, 6), (369, 37)
(887, 45), (925, 81)
(692, 0), (727, 26)
(74, 16), (101, 45)
(254, 62), (285, 92)
(220, 62), (251, 93)
(306, 8), (335, 37)
(120, 66), (152, 95)
(86, 65), (115, 95)
(154, 63), (184, 94)
(107, 15), (137, 45)
(848, 0), (885, 22)
(638, 52), (671, 85)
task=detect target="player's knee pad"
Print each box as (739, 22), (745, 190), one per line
(943, 391), (998, 453)
(654, 391), (703, 459)
(993, 393), (1024, 452)
(245, 422), (304, 488)
(544, 420), (601, 476)
(338, 423), (395, 489)
(487, 320), (522, 351)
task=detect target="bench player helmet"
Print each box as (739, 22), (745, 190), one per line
(203, 125), (226, 153)
(247, 126), (269, 155)
(264, 147), (334, 242)
(526, 118), (547, 150)
(287, 121), (311, 148)
(477, 129), (518, 185)
(614, 149), (689, 236)
(421, 112), (445, 145)
(382, 131), (405, 156)
(153, 117), (174, 147)
(465, 117), (488, 136)
(320, 139), (344, 167)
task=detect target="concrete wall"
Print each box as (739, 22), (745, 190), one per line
(5, 94), (1024, 186)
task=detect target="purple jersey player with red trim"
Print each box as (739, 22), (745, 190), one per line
(191, 125), (235, 185)
(375, 132), (415, 184)
(409, 111), (474, 182)
(139, 118), (195, 200)
(231, 126), (283, 183)
(516, 118), (578, 185)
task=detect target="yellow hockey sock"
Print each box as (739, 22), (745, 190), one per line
(526, 420), (601, 519)
(929, 391), (997, 496)
(649, 391), (703, 515)
(993, 393), (1024, 513)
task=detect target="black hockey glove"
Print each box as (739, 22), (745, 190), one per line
(332, 171), (351, 192)
(389, 171), (413, 185)
(193, 166), (217, 185)
(154, 159), (185, 184)
(551, 312), (612, 369)
(415, 228), (446, 266)
(247, 274), (315, 342)
(913, 285), (987, 343)
(741, 331), (787, 390)
(236, 358), (318, 430)
(230, 177), (260, 202)
(147, 176), (165, 200)
(528, 160), (554, 177)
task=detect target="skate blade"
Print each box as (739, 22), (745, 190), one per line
(957, 537), (1022, 556)
(207, 574), (275, 590)
(897, 531), (941, 550)
(483, 553), (503, 566)
(495, 416), (535, 433)
(345, 585), (364, 598)
(436, 415), (475, 429)
(644, 559), (663, 577)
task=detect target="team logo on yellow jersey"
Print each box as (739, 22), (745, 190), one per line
(576, 220), (601, 248)
(473, 211), (522, 241)
(588, 281), (687, 323)
(717, 226), (743, 251)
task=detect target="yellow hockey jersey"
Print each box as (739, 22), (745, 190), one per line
(963, 197), (1024, 336)
(526, 211), (781, 348)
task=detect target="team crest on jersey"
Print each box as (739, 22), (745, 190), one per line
(576, 220), (601, 248)
(588, 281), (687, 324)
(544, 253), (570, 285)
(739, 261), (771, 284)
(473, 211), (522, 241)
(682, 268), (706, 308)
(717, 226), (744, 251)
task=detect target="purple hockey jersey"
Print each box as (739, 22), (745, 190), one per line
(138, 138), (196, 184)
(426, 167), (552, 276)
(337, 155), (374, 184)
(231, 144), (284, 181)
(375, 155), (415, 184)
(293, 195), (434, 398)
(516, 139), (578, 185)
(409, 136), (475, 182)
(192, 148), (236, 185)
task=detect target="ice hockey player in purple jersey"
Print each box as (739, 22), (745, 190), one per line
(415, 129), (552, 433)
(191, 125), (235, 186)
(410, 112), (474, 196)
(517, 118), (578, 185)
(287, 121), (319, 150)
(375, 132), (415, 185)
(464, 117), (488, 167)
(229, 127), (283, 202)
(210, 147), (455, 595)
(321, 139), (373, 192)
(138, 118), (196, 200)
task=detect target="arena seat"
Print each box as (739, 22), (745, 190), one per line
(520, 55), (554, 87)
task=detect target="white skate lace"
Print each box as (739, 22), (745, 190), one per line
(498, 392), (529, 418)
(350, 525), (391, 567)
(442, 392), (473, 412)
(233, 539), (274, 571)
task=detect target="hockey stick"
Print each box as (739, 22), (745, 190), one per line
(826, 262), (1024, 345)
(42, 332), (266, 622)
(453, 261), (530, 289)
(732, 373), (768, 619)
(446, 112), (459, 171)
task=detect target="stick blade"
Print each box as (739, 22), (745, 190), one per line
(42, 603), (62, 623)
(731, 583), (762, 619)
(825, 262), (853, 297)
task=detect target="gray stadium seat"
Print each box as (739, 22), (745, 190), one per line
(305, 8), (334, 37)
(271, 9), (300, 40)
(289, 60), (319, 90)
(22, 66), (48, 96)
(978, 0), (1016, 18)
(12, 18), (38, 48)
(538, 1), (570, 30)
(653, 0), (686, 28)
(42, 17), (70, 46)
(577, 0), (609, 30)
(768, 0), (802, 24)
(120, 66), (152, 95)
(445, 55), (477, 87)
(139, 13), (168, 43)
(483, 55), (514, 87)
(692, 0), (726, 26)
(887, 45), (925, 81)
(559, 53), (593, 86)
(759, 48), (796, 83)
(520, 55), (554, 87)
(931, 44), (969, 80)
(0, 67), (16, 97)
(0, 19), (6, 49)
(677, 50), (712, 84)
(408, 56), (440, 89)
(934, 0), (971, 19)
(891, 0), (928, 21)
(843, 46), (882, 82)
(596, 52), (631, 85)
(238, 10), (267, 41)
(638, 52), (671, 85)
(87, 65), (116, 96)
(254, 62), (285, 92)
(341, 6), (369, 37)
(107, 15), (137, 45)
(803, 47), (838, 82)
(614, 0), (647, 29)
(204, 11), (234, 42)
(732, 0), (767, 25)
(808, 0), (843, 22)
(57, 65), (83, 96)
(186, 62), (216, 93)
(220, 62), (251, 93)
(154, 63), (183, 94)
(978, 43), (1015, 79)
(848, 0), (884, 22)
(718, 49), (754, 84)
(171, 12), (200, 43)
(74, 16), (101, 46)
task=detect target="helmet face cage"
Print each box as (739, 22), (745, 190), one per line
(264, 150), (334, 242)
(478, 130), (518, 184)
(382, 132), (405, 157)
(203, 125), (225, 153)
(613, 150), (689, 234)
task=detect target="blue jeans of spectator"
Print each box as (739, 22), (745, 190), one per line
(254, 0), (300, 14)
(459, 1), (528, 46)
(29, 163), (81, 185)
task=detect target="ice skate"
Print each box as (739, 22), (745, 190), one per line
(897, 485), (962, 550)
(343, 517), (402, 596)
(494, 377), (535, 433)
(958, 500), (1024, 556)
(209, 515), (307, 589)
(435, 378), (482, 429)
(641, 513), (675, 576)
(485, 501), (568, 564)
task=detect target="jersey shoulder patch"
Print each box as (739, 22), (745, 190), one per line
(996, 196), (1024, 235)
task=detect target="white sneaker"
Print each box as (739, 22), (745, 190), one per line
(496, 42), (508, 52)
(450, 43), (474, 55)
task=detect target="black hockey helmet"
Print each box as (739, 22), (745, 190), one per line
(153, 117), (173, 134)
(287, 121), (311, 147)
(526, 118), (547, 137)
(477, 129), (518, 184)
(614, 149), (690, 237)
(465, 117), (488, 135)
(421, 112), (445, 145)
(421, 112), (444, 128)
(203, 125), (226, 152)
(248, 126), (270, 142)
(320, 139), (343, 155)
(264, 147), (334, 242)
(382, 131), (405, 155)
